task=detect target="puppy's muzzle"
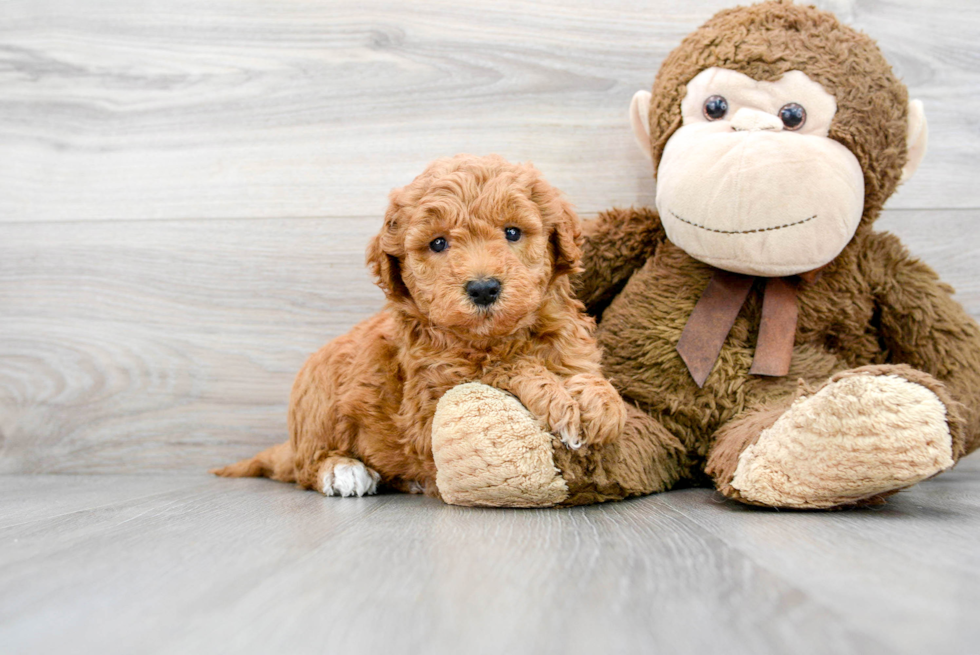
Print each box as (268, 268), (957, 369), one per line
(465, 278), (502, 307)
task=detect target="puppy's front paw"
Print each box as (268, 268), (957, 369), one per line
(506, 374), (581, 449)
(523, 387), (581, 448)
(548, 397), (582, 450)
(566, 374), (627, 446)
(320, 458), (381, 497)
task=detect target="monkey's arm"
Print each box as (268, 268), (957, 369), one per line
(573, 206), (665, 317)
(867, 231), (980, 457)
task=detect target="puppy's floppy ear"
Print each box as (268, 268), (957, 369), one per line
(549, 197), (583, 277)
(529, 174), (582, 278)
(366, 201), (411, 302)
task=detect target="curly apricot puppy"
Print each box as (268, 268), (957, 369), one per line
(213, 154), (626, 498)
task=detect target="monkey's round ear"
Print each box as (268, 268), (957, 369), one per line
(630, 90), (654, 160)
(900, 99), (929, 185)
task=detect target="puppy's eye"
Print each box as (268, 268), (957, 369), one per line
(779, 103), (806, 130)
(429, 237), (448, 253)
(703, 95), (728, 121)
(504, 227), (522, 242)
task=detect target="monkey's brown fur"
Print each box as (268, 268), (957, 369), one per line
(213, 155), (626, 495)
(463, 1), (980, 507)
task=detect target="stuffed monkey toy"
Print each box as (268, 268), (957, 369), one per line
(430, 0), (980, 509)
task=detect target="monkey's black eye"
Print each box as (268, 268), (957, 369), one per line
(504, 227), (522, 242)
(779, 103), (806, 130)
(703, 95), (728, 120)
(429, 237), (448, 253)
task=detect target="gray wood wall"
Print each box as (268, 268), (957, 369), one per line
(2, 0), (979, 474)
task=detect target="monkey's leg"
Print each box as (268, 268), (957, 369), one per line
(552, 403), (687, 506)
(706, 365), (958, 509)
(430, 383), (686, 507)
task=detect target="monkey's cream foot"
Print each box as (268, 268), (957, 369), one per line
(731, 373), (955, 508)
(319, 457), (381, 497)
(431, 383), (569, 507)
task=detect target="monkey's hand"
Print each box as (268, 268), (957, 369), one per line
(574, 206), (664, 316)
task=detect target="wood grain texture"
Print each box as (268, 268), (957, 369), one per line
(0, 455), (977, 655)
(0, 0), (978, 223)
(0, 216), (384, 473)
(2, 209), (978, 474)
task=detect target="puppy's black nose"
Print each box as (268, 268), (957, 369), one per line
(466, 278), (502, 307)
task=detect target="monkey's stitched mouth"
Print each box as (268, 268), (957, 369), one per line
(666, 208), (816, 235)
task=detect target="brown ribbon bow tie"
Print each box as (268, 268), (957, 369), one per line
(676, 268), (822, 388)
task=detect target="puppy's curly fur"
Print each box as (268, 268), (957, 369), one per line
(213, 155), (626, 497)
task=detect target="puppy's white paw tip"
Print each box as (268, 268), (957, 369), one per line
(559, 428), (582, 450)
(321, 461), (380, 497)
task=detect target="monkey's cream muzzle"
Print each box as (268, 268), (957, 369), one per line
(656, 118), (864, 276)
(631, 67), (927, 277)
(652, 67), (865, 277)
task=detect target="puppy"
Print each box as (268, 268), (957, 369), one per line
(213, 154), (627, 498)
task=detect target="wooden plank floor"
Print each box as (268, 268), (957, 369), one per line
(2, 454), (978, 655)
